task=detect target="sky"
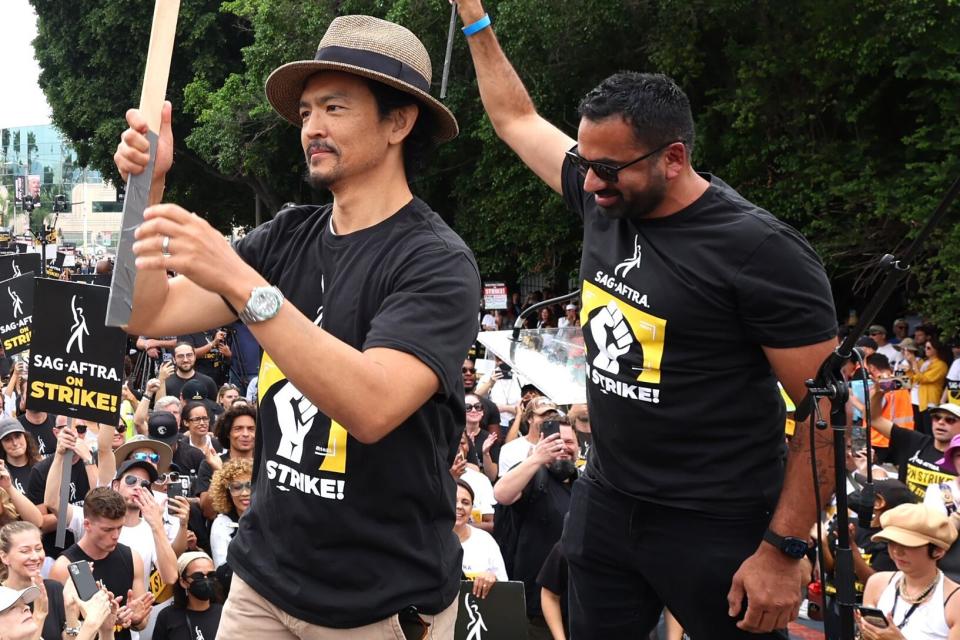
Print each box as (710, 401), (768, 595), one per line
(0, 0), (53, 128)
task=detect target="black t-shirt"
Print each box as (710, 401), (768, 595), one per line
(6, 459), (33, 495)
(62, 543), (134, 640)
(153, 603), (223, 640)
(27, 453), (92, 559)
(536, 541), (568, 632)
(171, 438), (208, 494)
(510, 469), (574, 618)
(165, 372), (218, 404)
(18, 413), (57, 457)
(889, 426), (955, 499)
(561, 160), (837, 514)
(228, 200), (480, 627)
(179, 331), (229, 386)
(35, 579), (66, 640)
(196, 451), (230, 494)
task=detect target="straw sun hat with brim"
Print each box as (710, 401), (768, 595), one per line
(871, 503), (958, 550)
(264, 15), (458, 143)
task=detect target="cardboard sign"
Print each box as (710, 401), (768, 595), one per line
(455, 580), (527, 640)
(0, 273), (34, 355)
(483, 282), (508, 311)
(26, 280), (127, 423)
(0, 253), (41, 280)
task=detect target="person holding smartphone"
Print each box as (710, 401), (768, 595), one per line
(859, 503), (960, 638)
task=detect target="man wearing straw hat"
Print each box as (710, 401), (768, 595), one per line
(114, 14), (480, 639)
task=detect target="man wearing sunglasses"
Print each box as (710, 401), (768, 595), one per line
(871, 395), (960, 500)
(455, 2), (839, 637)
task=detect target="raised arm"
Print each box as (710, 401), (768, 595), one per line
(455, 0), (574, 194)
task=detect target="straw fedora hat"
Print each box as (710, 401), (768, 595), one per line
(265, 15), (458, 143)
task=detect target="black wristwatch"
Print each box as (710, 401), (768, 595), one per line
(763, 529), (809, 560)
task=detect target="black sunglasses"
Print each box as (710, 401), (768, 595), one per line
(565, 140), (682, 183)
(184, 571), (217, 582)
(123, 475), (152, 489)
(465, 403), (483, 412)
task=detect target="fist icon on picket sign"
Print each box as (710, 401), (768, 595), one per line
(590, 301), (634, 375)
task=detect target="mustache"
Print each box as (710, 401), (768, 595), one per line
(306, 141), (338, 157)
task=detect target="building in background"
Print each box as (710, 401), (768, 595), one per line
(0, 124), (121, 255)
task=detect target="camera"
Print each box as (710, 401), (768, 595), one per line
(498, 364), (513, 379)
(877, 377), (905, 393)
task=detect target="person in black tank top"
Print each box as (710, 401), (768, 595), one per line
(49, 487), (151, 639)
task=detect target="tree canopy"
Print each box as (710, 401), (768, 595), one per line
(29, 0), (960, 331)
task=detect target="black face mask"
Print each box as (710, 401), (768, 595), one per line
(187, 578), (217, 601)
(548, 459), (577, 481)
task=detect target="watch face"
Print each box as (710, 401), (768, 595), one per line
(246, 287), (282, 322)
(783, 538), (808, 559)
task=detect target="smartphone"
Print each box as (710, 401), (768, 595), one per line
(67, 561), (99, 601)
(877, 378), (903, 393)
(498, 364), (513, 380)
(540, 419), (561, 440)
(166, 478), (189, 515)
(857, 606), (889, 628)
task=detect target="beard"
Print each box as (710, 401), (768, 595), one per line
(547, 459), (577, 481)
(304, 142), (342, 190)
(595, 170), (668, 221)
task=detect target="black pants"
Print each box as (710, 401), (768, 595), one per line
(562, 471), (788, 640)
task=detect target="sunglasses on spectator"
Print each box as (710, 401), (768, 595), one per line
(184, 571), (217, 582)
(186, 416), (210, 424)
(932, 414), (959, 425)
(228, 481), (253, 494)
(123, 475), (152, 489)
(461, 366), (476, 373)
(565, 140), (682, 183)
(131, 452), (160, 464)
(465, 403), (483, 412)
(158, 472), (181, 484)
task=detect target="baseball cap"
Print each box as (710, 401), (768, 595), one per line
(114, 458), (160, 484)
(872, 503), (957, 550)
(181, 379), (210, 402)
(930, 403), (960, 421)
(147, 411), (179, 445)
(856, 336), (878, 350)
(868, 324), (887, 335)
(526, 396), (559, 417)
(565, 304), (577, 311)
(0, 417), (26, 441)
(177, 551), (213, 577)
(0, 584), (40, 614)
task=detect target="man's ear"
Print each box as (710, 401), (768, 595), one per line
(387, 103), (419, 145)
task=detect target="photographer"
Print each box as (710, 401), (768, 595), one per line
(495, 418), (578, 636)
(178, 331), (232, 388)
(865, 353), (915, 463)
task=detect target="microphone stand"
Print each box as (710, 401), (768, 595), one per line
(796, 172), (960, 640)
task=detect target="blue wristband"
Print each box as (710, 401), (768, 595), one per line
(462, 14), (491, 36)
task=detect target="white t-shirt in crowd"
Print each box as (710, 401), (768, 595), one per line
(497, 437), (534, 478)
(489, 378), (521, 427)
(461, 468), (496, 516)
(460, 526), (508, 581)
(210, 513), (239, 568)
(877, 342), (900, 365)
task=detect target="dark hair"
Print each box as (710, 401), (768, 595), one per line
(578, 72), (696, 157)
(0, 430), (41, 468)
(215, 402), (257, 446)
(874, 479), (917, 510)
(180, 401), (211, 431)
(455, 479), (474, 504)
(174, 341), (196, 353)
(365, 79), (435, 180)
(83, 487), (126, 520)
(865, 353), (892, 372)
(926, 337), (953, 364)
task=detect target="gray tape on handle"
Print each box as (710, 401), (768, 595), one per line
(54, 449), (74, 549)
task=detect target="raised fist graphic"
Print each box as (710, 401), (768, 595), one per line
(590, 301), (634, 374)
(273, 382), (317, 463)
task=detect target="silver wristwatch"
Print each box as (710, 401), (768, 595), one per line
(238, 286), (284, 324)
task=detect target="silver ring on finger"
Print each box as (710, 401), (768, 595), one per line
(161, 235), (172, 257)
